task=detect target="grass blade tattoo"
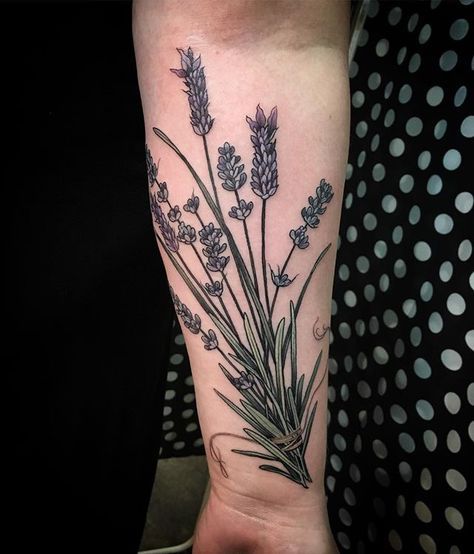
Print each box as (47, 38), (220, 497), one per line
(148, 47), (334, 488)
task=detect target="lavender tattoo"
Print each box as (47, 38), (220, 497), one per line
(149, 46), (334, 488)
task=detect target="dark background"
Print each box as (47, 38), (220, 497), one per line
(8, 2), (172, 552)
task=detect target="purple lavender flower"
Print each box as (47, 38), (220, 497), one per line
(205, 280), (223, 297)
(302, 179), (334, 228)
(270, 265), (297, 287)
(290, 226), (309, 249)
(206, 255), (230, 272)
(232, 371), (255, 391)
(199, 223), (223, 246)
(246, 105), (278, 200)
(145, 145), (158, 186)
(202, 329), (218, 351)
(156, 181), (169, 203)
(217, 142), (247, 191)
(170, 47), (214, 136)
(183, 193), (200, 214)
(150, 195), (180, 252)
(229, 199), (254, 220)
(199, 223), (229, 272)
(177, 221), (197, 244)
(169, 287), (201, 334)
(168, 205), (181, 222)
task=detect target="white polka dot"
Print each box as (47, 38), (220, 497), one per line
(444, 392), (461, 415)
(427, 174), (443, 195)
(418, 150), (431, 170)
(454, 85), (467, 107)
(460, 115), (474, 138)
(356, 255), (370, 273)
(352, 91), (365, 108)
(383, 309), (398, 328)
(458, 239), (472, 261)
(445, 507), (464, 530)
(434, 213), (454, 234)
(449, 18), (469, 40)
(447, 293), (466, 315)
(410, 327), (422, 347)
(356, 120), (368, 138)
(371, 134), (380, 151)
(397, 46), (408, 65)
(428, 312), (443, 333)
(443, 149), (462, 170)
(373, 346), (389, 365)
(416, 399), (434, 420)
(346, 225), (358, 242)
(414, 241), (431, 261)
(406, 116), (423, 136)
(439, 50), (458, 71)
(414, 358), (432, 379)
(434, 119), (448, 139)
(393, 258), (407, 278)
(446, 429), (461, 454)
(418, 23), (432, 44)
(389, 138), (405, 157)
(392, 225), (403, 244)
(349, 60), (359, 79)
(409, 205), (421, 225)
(421, 468), (432, 490)
(371, 103), (382, 120)
(384, 81), (394, 99)
(408, 53), (421, 73)
(446, 469), (467, 492)
(375, 240), (388, 259)
(388, 7), (402, 25)
(398, 83), (412, 103)
(423, 430), (438, 451)
(344, 290), (357, 308)
(415, 500), (432, 523)
(426, 85), (444, 106)
(400, 174), (414, 193)
(466, 330), (474, 351)
(419, 534), (437, 554)
(384, 109), (396, 127)
(368, 72), (382, 90)
(402, 298), (417, 318)
(389, 530), (403, 551)
(420, 281), (433, 302)
(455, 191), (473, 213)
(441, 349), (462, 370)
(399, 432), (415, 453)
(376, 38), (390, 57)
(407, 13), (419, 32)
(363, 212), (378, 230)
(439, 261), (453, 282)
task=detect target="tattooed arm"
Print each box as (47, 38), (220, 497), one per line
(133, 1), (350, 552)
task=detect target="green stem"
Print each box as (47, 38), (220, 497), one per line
(203, 135), (221, 212)
(270, 243), (296, 318)
(235, 190), (260, 297)
(153, 127), (275, 353)
(221, 271), (245, 322)
(190, 242), (239, 339)
(261, 200), (271, 320)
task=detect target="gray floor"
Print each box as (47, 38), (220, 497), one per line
(139, 455), (209, 552)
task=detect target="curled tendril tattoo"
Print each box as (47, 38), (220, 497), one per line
(147, 46), (334, 488)
(313, 317), (330, 341)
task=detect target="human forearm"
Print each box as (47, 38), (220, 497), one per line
(133, 1), (349, 551)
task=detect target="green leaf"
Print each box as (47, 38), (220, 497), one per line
(282, 243), (332, 360)
(240, 400), (283, 437)
(296, 374), (305, 416)
(286, 387), (300, 430)
(231, 449), (277, 461)
(302, 400), (318, 458)
(290, 300), (297, 393)
(274, 317), (286, 411)
(301, 350), (322, 418)
(258, 465), (307, 487)
(243, 428), (302, 475)
(243, 313), (271, 387)
(209, 312), (254, 369)
(214, 389), (267, 435)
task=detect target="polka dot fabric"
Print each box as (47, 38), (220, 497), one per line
(158, 319), (204, 458)
(326, 1), (472, 552)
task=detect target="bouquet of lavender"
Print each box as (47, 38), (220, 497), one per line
(149, 47), (333, 488)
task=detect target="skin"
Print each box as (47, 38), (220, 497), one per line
(133, 1), (350, 552)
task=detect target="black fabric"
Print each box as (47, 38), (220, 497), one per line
(9, 3), (172, 552)
(326, 1), (472, 553)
